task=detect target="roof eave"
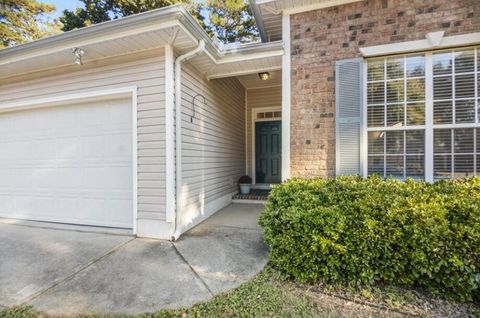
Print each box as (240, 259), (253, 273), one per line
(249, 0), (269, 42)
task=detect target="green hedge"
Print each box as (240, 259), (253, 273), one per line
(259, 176), (480, 301)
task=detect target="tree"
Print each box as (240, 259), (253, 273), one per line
(0, 0), (58, 48)
(60, 0), (208, 32)
(205, 0), (258, 43)
(60, 0), (257, 44)
(60, 0), (113, 32)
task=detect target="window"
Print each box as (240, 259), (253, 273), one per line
(366, 47), (480, 181)
(256, 110), (281, 120)
(367, 54), (426, 179)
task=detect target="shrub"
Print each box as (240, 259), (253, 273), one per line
(259, 176), (480, 301)
(238, 175), (253, 184)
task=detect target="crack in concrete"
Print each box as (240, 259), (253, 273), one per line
(20, 237), (137, 306)
(171, 242), (215, 297)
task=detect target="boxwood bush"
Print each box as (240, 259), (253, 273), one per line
(259, 176), (480, 301)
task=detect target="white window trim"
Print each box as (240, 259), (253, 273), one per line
(360, 32), (480, 57)
(363, 46), (480, 182)
(251, 106), (282, 185)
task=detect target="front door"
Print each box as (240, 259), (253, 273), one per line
(255, 121), (281, 183)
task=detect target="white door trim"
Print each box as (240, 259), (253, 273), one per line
(251, 106), (282, 184)
(0, 86), (138, 234)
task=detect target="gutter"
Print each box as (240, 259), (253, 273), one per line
(171, 39), (206, 241)
(248, 0), (268, 42)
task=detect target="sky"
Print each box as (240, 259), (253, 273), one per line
(47, 0), (83, 18)
(46, 0), (210, 23)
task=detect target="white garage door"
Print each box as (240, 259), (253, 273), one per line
(0, 98), (133, 229)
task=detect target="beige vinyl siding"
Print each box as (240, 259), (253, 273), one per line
(179, 62), (245, 226)
(246, 86), (282, 178)
(0, 49), (167, 223)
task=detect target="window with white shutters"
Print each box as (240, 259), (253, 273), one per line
(365, 47), (480, 181)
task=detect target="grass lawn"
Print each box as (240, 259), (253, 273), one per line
(1, 267), (479, 318)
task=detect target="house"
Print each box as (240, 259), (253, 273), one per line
(0, 1), (478, 239)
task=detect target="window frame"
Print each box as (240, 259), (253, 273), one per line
(362, 46), (480, 182)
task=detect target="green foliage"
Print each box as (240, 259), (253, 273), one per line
(151, 268), (315, 318)
(59, 0), (112, 31)
(205, 0), (258, 43)
(1, 269), (317, 318)
(0, 0), (59, 48)
(59, 0), (208, 34)
(60, 0), (259, 44)
(259, 176), (480, 301)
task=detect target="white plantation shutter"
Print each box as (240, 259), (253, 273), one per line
(335, 58), (363, 176)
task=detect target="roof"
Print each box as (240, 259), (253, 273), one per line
(0, 5), (283, 81)
(251, 0), (362, 42)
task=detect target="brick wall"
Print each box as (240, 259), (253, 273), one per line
(290, 0), (480, 178)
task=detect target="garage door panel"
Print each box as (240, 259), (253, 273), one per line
(0, 98), (133, 229)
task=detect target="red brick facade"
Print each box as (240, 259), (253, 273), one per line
(289, 0), (480, 178)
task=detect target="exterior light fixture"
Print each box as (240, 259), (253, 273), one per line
(258, 72), (269, 80)
(72, 48), (85, 65)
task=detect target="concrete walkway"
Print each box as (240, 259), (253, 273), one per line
(0, 204), (267, 315)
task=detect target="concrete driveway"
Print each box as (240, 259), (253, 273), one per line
(0, 204), (267, 315)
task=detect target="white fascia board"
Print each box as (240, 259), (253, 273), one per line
(360, 32), (480, 57)
(215, 48), (284, 64)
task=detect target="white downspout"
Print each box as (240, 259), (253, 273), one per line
(172, 40), (206, 241)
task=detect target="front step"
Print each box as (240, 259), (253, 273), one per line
(232, 189), (270, 203)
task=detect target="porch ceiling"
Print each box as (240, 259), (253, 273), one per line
(236, 70), (281, 89)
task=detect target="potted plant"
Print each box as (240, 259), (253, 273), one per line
(238, 175), (253, 195)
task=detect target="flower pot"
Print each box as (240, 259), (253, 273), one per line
(239, 183), (251, 195)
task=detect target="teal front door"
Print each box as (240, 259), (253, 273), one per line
(255, 121), (282, 183)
